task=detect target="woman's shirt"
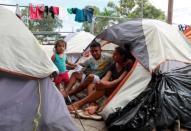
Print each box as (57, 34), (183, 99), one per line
(109, 61), (132, 80)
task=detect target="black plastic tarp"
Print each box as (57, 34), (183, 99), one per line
(106, 64), (191, 131)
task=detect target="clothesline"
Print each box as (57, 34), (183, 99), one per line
(0, 3), (28, 7)
(0, 3), (127, 20)
(32, 31), (74, 35)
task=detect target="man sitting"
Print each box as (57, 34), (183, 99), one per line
(68, 46), (134, 113)
(62, 41), (112, 100)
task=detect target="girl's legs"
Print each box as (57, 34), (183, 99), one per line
(61, 72), (82, 97)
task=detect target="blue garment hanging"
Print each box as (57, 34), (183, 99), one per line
(84, 8), (94, 23)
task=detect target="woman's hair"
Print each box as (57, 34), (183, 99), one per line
(54, 39), (67, 49)
(115, 47), (128, 62)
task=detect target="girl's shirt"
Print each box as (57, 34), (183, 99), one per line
(53, 53), (67, 73)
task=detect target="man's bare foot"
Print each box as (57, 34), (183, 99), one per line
(67, 103), (80, 112)
(85, 103), (98, 114)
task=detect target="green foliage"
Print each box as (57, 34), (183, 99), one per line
(28, 15), (63, 31)
(21, 8), (63, 43)
(83, 0), (166, 35)
(21, 8), (63, 31)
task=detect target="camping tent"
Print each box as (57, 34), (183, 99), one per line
(42, 31), (95, 63)
(0, 6), (77, 131)
(88, 19), (191, 130)
(65, 31), (95, 53)
(64, 31), (95, 63)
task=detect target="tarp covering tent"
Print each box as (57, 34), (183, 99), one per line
(0, 6), (77, 131)
(88, 19), (191, 130)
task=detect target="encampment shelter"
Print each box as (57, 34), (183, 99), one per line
(89, 19), (191, 130)
(0, 6), (77, 131)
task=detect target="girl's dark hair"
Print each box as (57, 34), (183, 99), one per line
(54, 39), (67, 49)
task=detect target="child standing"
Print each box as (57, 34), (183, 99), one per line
(52, 39), (76, 90)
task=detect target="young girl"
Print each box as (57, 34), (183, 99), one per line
(52, 39), (76, 90)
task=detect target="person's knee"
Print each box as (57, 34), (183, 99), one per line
(71, 72), (80, 78)
(86, 74), (94, 82)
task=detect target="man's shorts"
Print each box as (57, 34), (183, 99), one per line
(81, 74), (100, 84)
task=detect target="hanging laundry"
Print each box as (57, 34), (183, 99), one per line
(67, 8), (85, 23)
(15, 4), (22, 19)
(67, 8), (73, 14)
(29, 3), (44, 20)
(49, 6), (59, 19)
(75, 8), (85, 22)
(53, 7), (59, 15)
(37, 5), (45, 19)
(84, 8), (94, 23)
(44, 6), (49, 18)
(72, 8), (77, 14)
(67, 8), (94, 23)
(58, 7), (69, 20)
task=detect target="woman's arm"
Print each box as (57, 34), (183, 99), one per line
(101, 71), (112, 81)
(106, 71), (127, 88)
(96, 71), (127, 90)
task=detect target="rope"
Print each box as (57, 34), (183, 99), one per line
(33, 80), (42, 131)
(62, 86), (86, 131)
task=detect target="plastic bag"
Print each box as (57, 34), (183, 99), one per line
(106, 64), (191, 131)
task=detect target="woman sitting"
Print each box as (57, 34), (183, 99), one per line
(68, 46), (134, 113)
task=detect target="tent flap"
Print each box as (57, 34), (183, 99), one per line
(96, 19), (150, 69)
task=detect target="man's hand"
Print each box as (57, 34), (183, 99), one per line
(95, 80), (109, 90)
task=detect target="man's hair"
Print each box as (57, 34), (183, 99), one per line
(54, 39), (67, 49)
(90, 41), (101, 48)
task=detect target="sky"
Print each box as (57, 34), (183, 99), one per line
(0, 0), (117, 32)
(150, 0), (191, 25)
(1, 0), (191, 32)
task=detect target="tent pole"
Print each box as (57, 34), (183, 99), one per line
(167, 0), (173, 24)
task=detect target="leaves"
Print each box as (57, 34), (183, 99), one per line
(82, 0), (166, 35)
(21, 8), (63, 32)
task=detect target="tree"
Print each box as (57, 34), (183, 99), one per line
(83, 0), (166, 35)
(21, 8), (63, 43)
(21, 8), (63, 31)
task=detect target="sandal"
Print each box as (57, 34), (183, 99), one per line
(76, 111), (102, 121)
(85, 103), (98, 115)
(70, 109), (83, 114)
